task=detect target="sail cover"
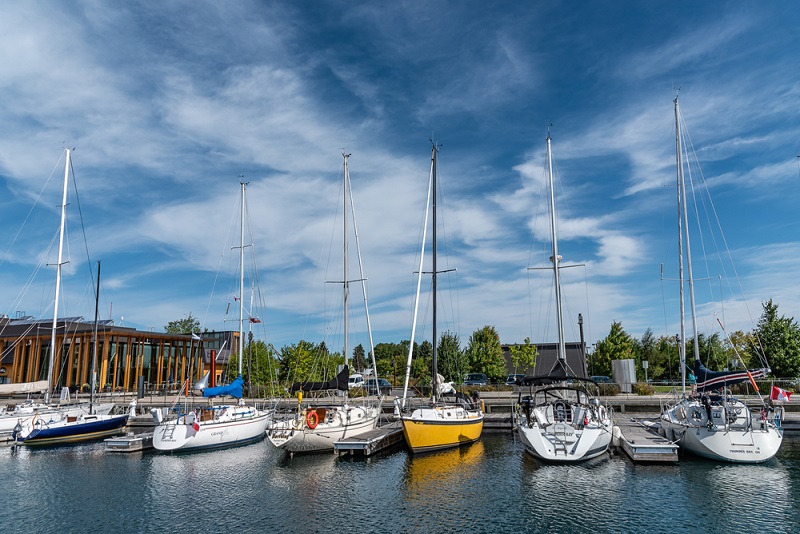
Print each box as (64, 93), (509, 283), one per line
(202, 375), (244, 398)
(289, 367), (349, 393)
(694, 360), (767, 392)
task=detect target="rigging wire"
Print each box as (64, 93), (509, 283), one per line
(677, 108), (768, 368)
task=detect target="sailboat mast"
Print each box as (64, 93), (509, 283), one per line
(90, 261), (100, 414)
(46, 148), (70, 403)
(238, 182), (245, 377)
(675, 98), (687, 394)
(431, 144), (439, 402)
(674, 97), (700, 395)
(546, 135), (567, 362)
(343, 153), (350, 366)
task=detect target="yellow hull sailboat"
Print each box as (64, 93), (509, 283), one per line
(401, 406), (484, 453)
(398, 143), (484, 453)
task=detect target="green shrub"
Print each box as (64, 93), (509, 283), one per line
(632, 382), (655, 396)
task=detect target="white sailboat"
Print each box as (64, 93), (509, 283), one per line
(659, 96), (783, 463)
(397, 143), (484, 454)
(12, 151), (128, 445)
(268, 153), (380, 454)
(151, 182), (270, 452)
(514, 132), (612, 463)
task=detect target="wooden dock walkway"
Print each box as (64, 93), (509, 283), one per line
(104, 431), (154, 452)
(612, 418), (679, 463)
(334, 421), (405, 456)
(483, 412), (513, 432)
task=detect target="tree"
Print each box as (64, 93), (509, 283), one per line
(592, 321), (635, 377)
(373, 342), (410, 384)
(749, 299), (800, 378)
(686, 332), (725, 370)
(633, 328), (656, 380)
(465, 325), (506, 382)
(410, 340), (433, 384)
(508, 337), (538, 374)
(723, 330), (756, 369)
(164, 313), (201, 334)
(436, 331), (464, 383)
(277, 340), (343, 384)
(655, 334), (680, 381)
(226, 337), (280, 396)
(352, 343), (367, 373)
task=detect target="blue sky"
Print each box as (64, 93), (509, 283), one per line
(1, 1), (799, 356)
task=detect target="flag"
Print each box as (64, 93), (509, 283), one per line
(191, 410), (200, 431)
(191, 332), (201, 341)
(249, 317), (261, 323)
(770, 386), (792, 403)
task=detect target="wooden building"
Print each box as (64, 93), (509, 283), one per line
(0, 315), (238, 395)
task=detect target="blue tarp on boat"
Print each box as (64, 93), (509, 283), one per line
(202, 375), (243, 398)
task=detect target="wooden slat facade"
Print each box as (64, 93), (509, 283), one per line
(0, 318), (237, 394)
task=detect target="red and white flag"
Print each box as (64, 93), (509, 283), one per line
(770, 386), (792, 403)
(192, 411), (200, 431)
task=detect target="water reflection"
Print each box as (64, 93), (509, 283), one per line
(679, 457), (795, 530)
(401, 440), (487, 532)
(1, 433), (798, 533)
(405, 440), (486, 490)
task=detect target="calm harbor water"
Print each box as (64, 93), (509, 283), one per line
(2, 432), (798, 533)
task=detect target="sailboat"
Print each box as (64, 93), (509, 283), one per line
(267, 153), (380, 454)
(151, 182), (271, 452)
(513, 132), (612, 463)
(12, 150), (128, 445)
(0, 394), (118, 439)
(398, 143), (484, 454)
(659, 96), (783, 463)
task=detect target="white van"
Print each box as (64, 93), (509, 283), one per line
(348, 373), (364, 389)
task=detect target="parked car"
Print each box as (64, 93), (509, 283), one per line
(463, 373), (488, 386)
(506, 374), (525, 385)
(364, 378), (392, 396)
(348, 373), (364, 389)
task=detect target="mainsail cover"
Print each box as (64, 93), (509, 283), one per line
(694, 359), (767, 392)
(202, 375), (244, 398)
(289, 367), (349, 393)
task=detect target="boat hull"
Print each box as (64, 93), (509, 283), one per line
(268, 405), (379, 453)
(152, 408), (270, 452)
(400, 406), (484, 453)
(661, 400), (783, 463)
(0, 402), (116, 435)
(514, 386), (612, 463)
(14, 414), (129, 446)
(516, 422), (611, 463)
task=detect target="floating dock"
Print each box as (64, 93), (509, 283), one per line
(104, 431), (153, 453)
(334, 421), (405, 456)
(483, 412), (513, 432)
(612, 418), (679, 463)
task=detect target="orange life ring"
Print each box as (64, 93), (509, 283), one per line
(306, 409), (319, 429)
